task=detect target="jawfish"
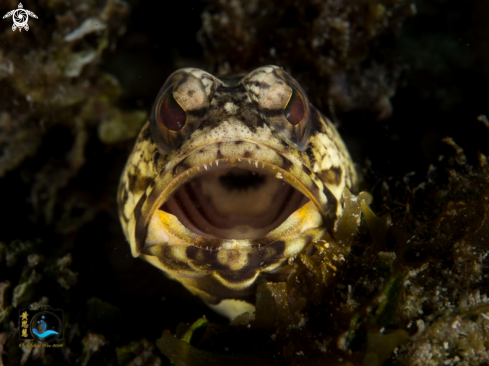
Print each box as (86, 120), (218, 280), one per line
(118, 66), (357, 318)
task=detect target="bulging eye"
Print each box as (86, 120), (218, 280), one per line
(242, 66), (312, 150)
(157, 92), (187, 131)
(149, 69), (219, 153)
(284, 89), (305, 125)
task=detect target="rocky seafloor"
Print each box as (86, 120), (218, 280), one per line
(1, 0), (489, 365)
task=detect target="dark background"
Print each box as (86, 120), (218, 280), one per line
(1, 0), (488, 364)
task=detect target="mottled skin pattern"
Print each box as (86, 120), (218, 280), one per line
(118, 66), (357, 317)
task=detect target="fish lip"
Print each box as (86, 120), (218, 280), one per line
(133, 141), (334, 255)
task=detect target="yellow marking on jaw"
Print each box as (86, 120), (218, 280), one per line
(146, 211), (169, 246)
(263, 247), (276, 260)
(171, 246), (188, 263)
(217, 249), (248, 271)
(195, 250), (205, 262)
(283, 238), (307, 258)
(212, 271), (261, 291)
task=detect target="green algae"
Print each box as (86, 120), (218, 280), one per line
(181, 317), (209, 345)
(116, 338), (160, 366)
(156, 330), (275, 366)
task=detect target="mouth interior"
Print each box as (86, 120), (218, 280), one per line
(161, 166), (309, 239)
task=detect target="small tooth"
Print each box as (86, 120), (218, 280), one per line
(255, 161), (258, 168)
(275, 172), (283, 179)
(238, 158), (241, 162)
(216, 161), (219, 167)
(204, 164), (208, 170)
(209, 162), (213, 167)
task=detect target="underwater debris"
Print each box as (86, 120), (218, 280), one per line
(12, 272), (41, 309)
(387, 139), (489, 365)
(156, 317), (275, 366)
(0, 281), (11, 324)
(0, 0), (130, 176)
(80, 332), (108, 366)
(395, 289), (489, 365)
(48, 254), (78, 290)
(97, 109), (147, 144)
(0, 0), (145, 238)
(6, 243), (79, 308)
(86, 297), (123, 335)
(198, 0), (415, 117)
(116, 338), (162, 366)
(0, 111), (42, 178)
(5, 239), (37, 268)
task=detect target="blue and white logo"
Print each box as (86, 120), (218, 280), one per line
(30, 311), (62, 342)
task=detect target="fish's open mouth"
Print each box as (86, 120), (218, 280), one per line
(135, 140), (333, 256)
(161, 167), (309, 240)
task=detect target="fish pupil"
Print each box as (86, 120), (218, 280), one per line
(284, 89), (304, 125)
(158, 92), (186, 131)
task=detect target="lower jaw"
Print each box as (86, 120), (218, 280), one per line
(138, 178), (329, 317)
(141, 201), (327, 314)
(143, 197), (326, 284)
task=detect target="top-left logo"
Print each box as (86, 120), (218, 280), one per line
(3, 3), (38, 32)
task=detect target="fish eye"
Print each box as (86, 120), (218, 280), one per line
(156, 91), (187, 131)
(149, 68), (219, 153)
(284, 89), (305, 126)
(241, 66), (312, 150)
